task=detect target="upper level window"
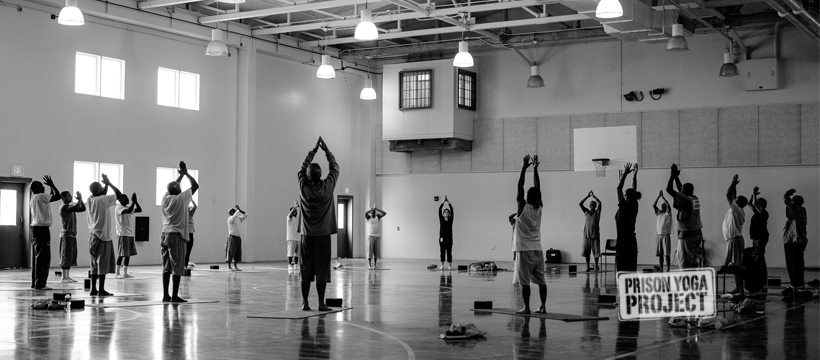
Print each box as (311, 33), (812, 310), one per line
(158, 67), (200, 111)
(457, 69), (476, 111)
(75, 52), (125, 100)
(399, 69), (432, 110)
(155, 167), (199, 205)
(73, 161), (124, 201)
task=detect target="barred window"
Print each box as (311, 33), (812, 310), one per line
(457, 69), (476, 111)
(399, 69), (432, 109)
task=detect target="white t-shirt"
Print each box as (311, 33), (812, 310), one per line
(656, 212), (672, 235)
(30, 193), (53, 227)
(228, 212), (247, 237)
(115, 204), (134, 237)
(286, 215), (299, 241)
(722, 201), (745, 240)
(87, 194), (117, 241)
(513, 204), (542, 252)
(366, 217), (382, 237)
(162, 189), (193, 241)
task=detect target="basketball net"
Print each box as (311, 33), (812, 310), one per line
(592, 159), (610, 178)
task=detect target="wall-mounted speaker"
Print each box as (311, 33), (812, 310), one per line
(135, 216), (149, 242)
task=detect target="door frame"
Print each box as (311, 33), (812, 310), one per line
(0, 177), (32, 268)
(337, 195), (353, 258)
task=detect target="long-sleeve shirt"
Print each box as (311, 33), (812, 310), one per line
(438, 202), (454, 241)
(298, 149), (339, 236)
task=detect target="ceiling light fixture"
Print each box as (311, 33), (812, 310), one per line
(354, 7), (378, 41)
(527, 65), (544, 88)
(719, 40), (739, 77)
(666, 23), (689, 52)
(595, 0), (623, 19)
(58, 0), (84, 26)
(453, 41), (474, 68)
(316, 55), (336, 79)
(360, 77), (377, 100)
(206, 29), (229, 56)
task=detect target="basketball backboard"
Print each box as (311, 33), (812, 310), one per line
(573, 126), (638, 172)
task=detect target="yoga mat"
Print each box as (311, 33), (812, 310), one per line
(86, 299), (220, 308)
(111, 276), (155, 280)
(9, 293), (144, 300)
(199, 269), (269, 273)
(0, 286), (82, 291)
(0, 279), (91, 284)
(340, 267), (390, 271)
(248, 307), (352, 319)
(470, 308), (609, 322)
(131, 271), (214, 277)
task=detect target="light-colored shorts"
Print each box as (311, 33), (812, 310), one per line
(118, 235), (138, 257)
(287, 240), (299, 257)
(656, 234), (671, 256)
(59, 236), (77, 268)
(724, 236), (744, 266)
(582, 237), (600, 258)
(366, 235), (380, 259)
(161, 232), (187, 275)
(513, 250), (546, 286)
(89, 236), (115, 275)
(226, 235), (242, 262)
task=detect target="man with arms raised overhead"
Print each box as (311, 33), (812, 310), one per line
(86, 174), (123, 296)
(160, 161), (199, 302)
(513, 155), (547, 314)
(30, 175), (61, 290)
(665, 164), (703, 269)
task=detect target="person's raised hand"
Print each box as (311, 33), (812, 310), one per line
(633, 163), (639, 174)
(293, 199), (299, 207)
(671, 163), (680, 178)
(532, 155), (540, 168)
(753, 186), (760, 196)
(444, 196), (449, 202)
(732, 174), (740, 185)
(623, 162), (633, 175)
(786, 189), (797, 197)
(523, 154), (531, 168)
(131, 193), (138, 203)
(319, 136), (329, 152)
(42, 175), (54, 187)
(75, 191), (83, 201)
(101, 174), (110, 185)
(588, 190), (594, 197)
(178, 161), (188, 175)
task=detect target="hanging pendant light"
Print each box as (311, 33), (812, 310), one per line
(354, 9), (379, 40)
(666, 24), (689, 52)
(719, 41), (739, 77)
(453, 41), (474, 68)
(527, 65), (544, 88)
(206, 29), (229, 56)
(316, 55), (336, 79)
(360, 78), (377, 100)
(58, 0), (85, 26)
(595, 0), (623, 19)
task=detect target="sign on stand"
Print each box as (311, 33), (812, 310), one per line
(617, 268), (716, 321)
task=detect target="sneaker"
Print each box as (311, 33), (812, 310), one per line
(782, 286), (794, 297)
(288, 264), (294, 270)
(595, 265), (600, 271)
(61, 279), (73, 284)
(188, 262), (196, 268)
(585, 267), (594, 273)
(34, 287), (52, 290)
(123, 274), (134, 278)
(115, 274), (124, 279)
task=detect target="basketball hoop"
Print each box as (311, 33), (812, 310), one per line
(592, 158), (610, 178)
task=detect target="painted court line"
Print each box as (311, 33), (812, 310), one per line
(86, 299), (220, 308)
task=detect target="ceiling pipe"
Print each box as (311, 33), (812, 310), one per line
(781, 0), (820, 32)
(666, 0), (733, 41)
(729, 28), (746, 59)
(761, 0), (819, 42)
(774, 20), (782, 59)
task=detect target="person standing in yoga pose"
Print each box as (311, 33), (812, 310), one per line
(513, 155), (547, 314)
(438, 197), (454, 270)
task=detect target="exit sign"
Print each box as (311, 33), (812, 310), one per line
(10, 164), (24, 177)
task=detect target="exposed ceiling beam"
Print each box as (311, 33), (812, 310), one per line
(253, 0), (547, 35)
(138, 0), (201, 10)
(387, 0), (500, 40)
(199, 0), (367, 23)
(302, 13), (587, 46)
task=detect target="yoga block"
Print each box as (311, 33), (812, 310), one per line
(474, 301), (492, 309)
(53, 293), (71, 301)
(54, 271), (62, 276)
(767, 278), (781, 286)
(598, 294), (617, 303)
(70, 300), (85, 309)
(568, 265), (577, 273)
(83, 279), (91, 289)
(209, 265), (219, 270)
(457, 265), (468, 271)
(642, 269), (654, 273)
(326, 298), (343, 307)
(183, 269), (191, 276)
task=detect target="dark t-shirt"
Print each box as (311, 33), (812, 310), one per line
(439, 202), (454, 242)
(615, 199), (638, 238)
(749, 210), (769, 239)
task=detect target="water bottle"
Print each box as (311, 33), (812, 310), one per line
(64, 294), (71, 311)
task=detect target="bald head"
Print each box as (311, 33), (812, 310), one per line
(89, 182), (104, 196)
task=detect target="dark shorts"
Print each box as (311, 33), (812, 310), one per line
(59, 236), (78, 268)
(118, 235), (138, 257)
(226, 235), (242, 262)
(300, 235), (331, 283)
(89, 236), (116, 275)
(161, 232), (187, 275)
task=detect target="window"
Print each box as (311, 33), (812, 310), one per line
(457, 69), (476, 111)
(75, 52), (125, 99)
(73, 161), (124, 201)
(156, 167), (199, 205)
(399, 69), (432, 109)
(337, 203), (345, 229)
(0, 189), (17, 226)
(157, 67), (200, 111)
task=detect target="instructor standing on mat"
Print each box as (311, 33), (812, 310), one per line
(298, 136), (339, 311)
(438, 197), (454, 270)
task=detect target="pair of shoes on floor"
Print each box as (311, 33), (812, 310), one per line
(288, 264), (294, 270)
(585, 267), (595, 272)
(807, 279), (819, 287)
(115, 274), (124, 279)
(446, 323), (487, 337)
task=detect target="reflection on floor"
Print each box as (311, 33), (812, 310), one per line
(0, 260), (817, 359)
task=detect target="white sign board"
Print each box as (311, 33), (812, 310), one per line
(617, 268), (716, 321)
(573, 126), (638, 172)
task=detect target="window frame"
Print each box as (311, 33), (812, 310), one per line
(456, 68), (477, 111)
(157, 67), (200, 111)
(73, 161), (125, 202)
(398, 69), (433, 110)
(155, 167), (199, 206)
(74, 52), (125, 100)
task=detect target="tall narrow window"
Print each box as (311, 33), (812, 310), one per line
(73, 161), (124, 201)
(457, 69), (476, 111)
(157, 67), (200, 111)
(0, 189), (18, 226)
(156, 167), (199, 205)
(75, 52), (125, 99)
(337, 203), (345, 229)
(399, 69), (433, 109)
